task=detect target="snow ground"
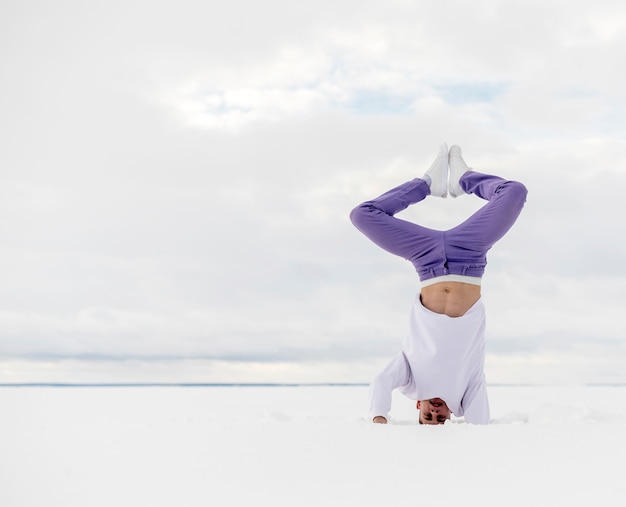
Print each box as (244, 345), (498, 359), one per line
(1, 385), (625, 506)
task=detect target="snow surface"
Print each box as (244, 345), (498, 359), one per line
(1, 385), (625, 506)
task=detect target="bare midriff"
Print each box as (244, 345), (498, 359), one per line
(420, 281), (481, 318)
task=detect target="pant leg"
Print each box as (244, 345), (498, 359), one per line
(350, 178), (445, 278)
(445, 171), (528, 273)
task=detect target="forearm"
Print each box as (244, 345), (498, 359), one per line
(462, 375), (491, 425)
(369, 352), (410, 423)
(369, 373), (395, 421)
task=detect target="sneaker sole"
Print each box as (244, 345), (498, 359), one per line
(436, 143), (448, 198)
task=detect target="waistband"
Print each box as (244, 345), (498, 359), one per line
(420, 274), (482, 288)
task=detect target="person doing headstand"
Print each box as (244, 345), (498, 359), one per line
(350, 144), (527, 425)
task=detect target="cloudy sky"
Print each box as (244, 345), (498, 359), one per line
(1, 0), (625, 384)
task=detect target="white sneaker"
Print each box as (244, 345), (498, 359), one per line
(424, 143), (448, 198)
(448, 145), (471, 198)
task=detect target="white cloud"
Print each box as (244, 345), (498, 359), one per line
(1, 0), (626, 383)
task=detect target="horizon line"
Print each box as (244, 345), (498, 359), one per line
(2, 382), (626, 388)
